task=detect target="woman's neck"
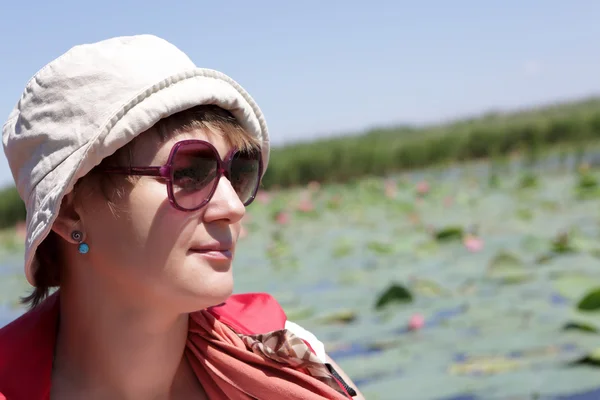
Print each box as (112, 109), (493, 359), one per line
(50, 283), (205, 400)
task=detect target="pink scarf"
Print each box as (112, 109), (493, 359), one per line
(186, 309), (351, 399)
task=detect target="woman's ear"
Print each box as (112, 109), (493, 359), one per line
(51, 191), (84, 244)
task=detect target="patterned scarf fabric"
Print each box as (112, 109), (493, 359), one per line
(186, 310), (351, 399)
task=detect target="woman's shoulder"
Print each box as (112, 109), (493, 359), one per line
(0, 293), (58, 399)
(0, 291), (59, 358)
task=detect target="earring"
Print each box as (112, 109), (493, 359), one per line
(71, 230), (90, 254)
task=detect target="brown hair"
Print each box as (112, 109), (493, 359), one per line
(22, 105), (261, 309)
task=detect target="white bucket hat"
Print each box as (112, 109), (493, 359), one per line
(1, 34), (270, 286)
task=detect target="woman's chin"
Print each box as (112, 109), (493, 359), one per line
(167, 261), (235, 311)
(181, 282), (234, 312)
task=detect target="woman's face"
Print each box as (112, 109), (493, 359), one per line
(75, 128), (247, 312)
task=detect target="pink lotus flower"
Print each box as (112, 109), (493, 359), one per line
(408, 213), (421, 225)
(443, 196), (454, 207)
(408, 313), (425, 331)
(463, 235), (484, 252)
(416, 181), (430, 196)
(307, 181), (321, 192)
(256, 190), (271, 204)
(297, 198), (315, 213)
(384, 179), (397, 198)
(275, 211), (290, 225)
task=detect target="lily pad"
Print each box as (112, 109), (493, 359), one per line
(572, 348), (600, 367)
(520, 235), (548, 253)
(500, 273), (534, 285)
(366, 241), (394, 255)
(366, 337), (403, 352)
(319, 309), (358, 325)
(516, 208), (534, 221)
(553, 273), (600, 301)
(577, 288), (600, 312)
(394, 201), (415, 214)
(434, 226), (464, 242)
(414, 240), (440, 257)
(488, 250), (524, 271)
(448, 355), (525, 376)
(284, 306), (316, 321)
(487, 251), (531, 284)
(410, 278), (448, 297)
(563, 321), (599, 334)
(337, 270), (368, 286)
(539, 199), (560, 211)
(571, 233), (599, 253)
(551, 232), (577, 254)
(374, 283), (413, 310)
(332, 238), (354, 258)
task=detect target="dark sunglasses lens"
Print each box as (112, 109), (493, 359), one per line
(171, 143), (218, 210)
(230, 150), (261, 205)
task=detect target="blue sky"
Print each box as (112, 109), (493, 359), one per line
(1, 1), (599, 187)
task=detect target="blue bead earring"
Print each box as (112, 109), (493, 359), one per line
(71, 230), (89, 254)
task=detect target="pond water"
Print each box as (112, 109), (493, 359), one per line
(2, 158), (600, 399)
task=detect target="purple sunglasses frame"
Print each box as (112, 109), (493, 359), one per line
(99, 139), (263, 212)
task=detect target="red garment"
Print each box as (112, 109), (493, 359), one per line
(0, 292), (351, 400)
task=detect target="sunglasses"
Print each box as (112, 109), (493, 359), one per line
(100, 139), (263, 212)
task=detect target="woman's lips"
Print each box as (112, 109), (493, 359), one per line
(189, 249), (233, 260)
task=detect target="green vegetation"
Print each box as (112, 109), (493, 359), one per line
(2, 96), (600, 229)
(262, 96), (600, 188)
(0, 186), (25, 230)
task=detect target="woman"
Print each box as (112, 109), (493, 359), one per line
(0, 35), (364, 399)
